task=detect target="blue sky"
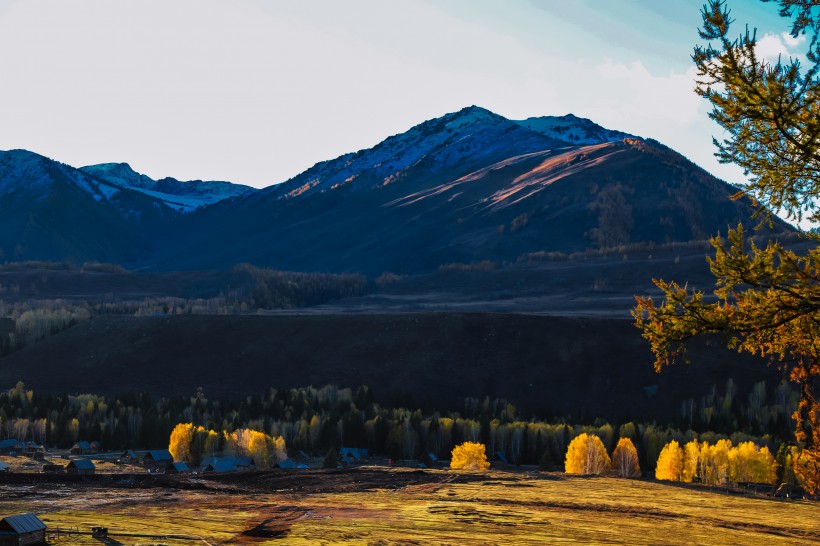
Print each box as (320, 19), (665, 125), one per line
(0, 0), (799, 188)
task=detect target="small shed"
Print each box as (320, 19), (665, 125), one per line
(201, 456), (255, 473)
(0, 513), (47, 546)
(70, 441), (97, 455)
(65, 459), (95, 475)
(0, 440), (17, 455)
(166, 462), (192, 474)
(118, 450), (140, 464)
(338, 447), (369, 465)
(0, 462), (8, 473)
(141, 450), (173, 471)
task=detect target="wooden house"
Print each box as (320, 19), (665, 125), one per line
(65, 459), (95, 475)
(69, 441), (99, 455)
(200, 456), (255, 473)
(141, 450), (173, 470)
(338, 447), (369, 465)
(166, 462), (192, 474)
(0, 513), (47, 546)
(0, 440), (16, 455)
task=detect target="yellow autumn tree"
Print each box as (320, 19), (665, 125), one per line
(222, 428), (287, 469)
(610, 437), (641, 478)
(169, 423), (195, 462)
(728, 442), (776, 484)
(450, 441), (490, 471)
(655, 440), (684, 481)
(565, 433), (611, 475)
(701, 439), (732, 486)
(682, 440), (701, 483)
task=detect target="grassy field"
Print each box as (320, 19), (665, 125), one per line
(0, 468), (818, 545)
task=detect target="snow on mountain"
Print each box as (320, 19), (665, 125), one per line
(81, 163), (256, 212)
(265, 107), (637, 202)
(514, 114), (633, 145)
(0, 149), (126, 204)
(263, 106), (567, 200)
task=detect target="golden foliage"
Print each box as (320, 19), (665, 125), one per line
(655, 440), (684, 481)
(611, 438), (641, 478)
(170, 423), (286, 469)
(450, 441), (490, 471)
(564, 433), (611, 475)
(682, 440), (701, 483)
(794, 449), (820, 495)
(223, 428), (287, 469)
(169, 423), (195, 462)
(633, 226), (820, 492)
(728, 441), (776, 484)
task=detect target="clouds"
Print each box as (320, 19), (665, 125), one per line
(755, 32), (807, 64)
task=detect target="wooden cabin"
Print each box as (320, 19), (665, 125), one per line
(0, 513), (47, 546)
(65, 459), (95, 475)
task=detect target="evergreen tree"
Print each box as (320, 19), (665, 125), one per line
(634, 0), (820, 495)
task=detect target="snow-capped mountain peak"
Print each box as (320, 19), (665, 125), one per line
(80, 163), (256, 212)
(514, 114), (633, 145)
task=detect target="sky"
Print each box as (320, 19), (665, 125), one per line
(0, 0), (802, 189)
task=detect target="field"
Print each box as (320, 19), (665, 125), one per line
(0, 468), (817, 545)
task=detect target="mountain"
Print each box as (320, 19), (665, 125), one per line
(258, 106), (626, 202)
(513, 113), (633, 145)
(0, 149), (178, 263)
(80, 162), (256, 212)
(0, 107), (795, 272)
(156, 107), (791, 274)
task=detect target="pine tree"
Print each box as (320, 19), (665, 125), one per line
(633, 0), (820, 495)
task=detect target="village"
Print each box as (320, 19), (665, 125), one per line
(0, 437), (389, 544)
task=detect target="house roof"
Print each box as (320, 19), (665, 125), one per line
(169, 462), (191, 471)
(339, 447), (368, 459)
(68, 459), (95, 470)
(0, 439), (17, 449)
(0, 461), (8, 471)
(142, 450), (173, 461)
(0, 513), (47, 533)
(201, 456), (254, 472)
(73, 441), (91, 450)
(275, 459), (298, 469)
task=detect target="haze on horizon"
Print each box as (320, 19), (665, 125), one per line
(0, 0), (797, 190)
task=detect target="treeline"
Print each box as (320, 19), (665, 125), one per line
(0, 383), (790, 471)
(168, 423), (287, 468)
(235, 263), (368, 309)
(0, 264), (371, 356)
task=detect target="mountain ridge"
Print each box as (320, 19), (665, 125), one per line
(0, 106), (794, 272)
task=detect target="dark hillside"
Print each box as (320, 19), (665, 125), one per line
(159, 138), (791, 274)
(0, 312), (780, 424)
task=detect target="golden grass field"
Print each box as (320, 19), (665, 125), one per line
(0, 467), (818, 545)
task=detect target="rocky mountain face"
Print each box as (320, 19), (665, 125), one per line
(0, 150), (177, 263)
(80, 162), (256, 212)
(155, 107), (789, 273)
(0, 107), (793, 272)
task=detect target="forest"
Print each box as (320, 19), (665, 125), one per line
(0, 380), (797, 475)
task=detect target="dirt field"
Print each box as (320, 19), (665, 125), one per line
(0, 468), (817, 545)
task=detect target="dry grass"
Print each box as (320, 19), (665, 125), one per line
(0, 469), (818, 545)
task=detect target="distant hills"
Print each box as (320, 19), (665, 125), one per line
(0, 106), (793, 272)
